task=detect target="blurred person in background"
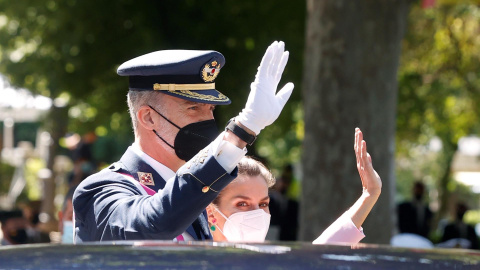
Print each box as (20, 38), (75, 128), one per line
(0, 209), (29, 245)
(65, 132), (98, 188)
(397, 181), (433, 239)
(440, 202), (479, 249)
(57, 186), (76, 244)
(19, 201), (51, 243)
(19, 200), (41, 229)
(268, 163), (299, 241)
(0, 209), (49, 245)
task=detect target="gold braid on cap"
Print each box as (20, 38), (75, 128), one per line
(170, 90), (229, 102)
(153, 83), (215, 91)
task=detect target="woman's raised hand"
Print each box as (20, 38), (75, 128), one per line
(354, 128), (382, 197)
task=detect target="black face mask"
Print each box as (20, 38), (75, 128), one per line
(8, 228), (28, 244)
(148, 105), (219, 161)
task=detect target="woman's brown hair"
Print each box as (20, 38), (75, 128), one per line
(212, 156), (275, 206)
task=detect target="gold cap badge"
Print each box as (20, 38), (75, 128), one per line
(201, 61), (221, 82)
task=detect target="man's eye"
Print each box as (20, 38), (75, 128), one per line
(188, 106), (198, 111)
(237, 202), (248, 207)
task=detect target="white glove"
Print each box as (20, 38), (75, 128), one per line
(237, 41), (295, 135)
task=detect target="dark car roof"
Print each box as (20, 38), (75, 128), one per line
(1, 241), (479, 269)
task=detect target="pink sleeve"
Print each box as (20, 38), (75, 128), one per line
(312, 211), (365, 245)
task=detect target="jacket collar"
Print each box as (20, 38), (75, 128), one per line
(119, 147), (166, 192)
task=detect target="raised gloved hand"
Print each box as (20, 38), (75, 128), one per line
(237, 41), (294, 135)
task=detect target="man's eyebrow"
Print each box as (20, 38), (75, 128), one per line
(181, 100), (199, 105)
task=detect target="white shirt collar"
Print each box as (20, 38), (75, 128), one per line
(131, 142), (176, 181)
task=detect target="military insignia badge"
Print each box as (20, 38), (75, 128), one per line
(201, 60), (221, 82)
(137, 172), (154, 186)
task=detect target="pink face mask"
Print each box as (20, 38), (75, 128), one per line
(215, 208), (271, 242)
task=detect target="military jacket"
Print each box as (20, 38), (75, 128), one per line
(73, 147), (237, 242)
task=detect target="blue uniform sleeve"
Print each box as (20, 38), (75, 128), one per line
(73, 154), (236, 242)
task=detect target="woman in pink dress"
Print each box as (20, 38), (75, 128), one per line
(206, 128), (382, 244)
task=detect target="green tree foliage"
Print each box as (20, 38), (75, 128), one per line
(0, 1), (305, 169)
(0, 162), (15, 193)
(397, 1), (480, 220)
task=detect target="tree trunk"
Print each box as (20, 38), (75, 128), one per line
(300, 0), (411, 244)
(434, 139), (457, 228)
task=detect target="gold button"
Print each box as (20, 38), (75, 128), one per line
(202, 186), (209, 193)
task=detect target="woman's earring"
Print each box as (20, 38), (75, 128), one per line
(210, 218), (217, 231)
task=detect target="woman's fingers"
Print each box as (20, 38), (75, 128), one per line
(354, 128), (358, 151)
(362, 140), (368, 166)
(361, 140), (368, 185)
(354, 128), (361, 168)
(359, 132), (366, 172)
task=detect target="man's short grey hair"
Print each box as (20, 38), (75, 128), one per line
(127, 90), (165, 136)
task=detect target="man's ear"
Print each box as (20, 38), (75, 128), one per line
(137, 106), (156, 130)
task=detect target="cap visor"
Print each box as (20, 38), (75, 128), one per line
(161, 89), (231, 105)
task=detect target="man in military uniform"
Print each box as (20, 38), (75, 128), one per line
(73, 41), (294, 242)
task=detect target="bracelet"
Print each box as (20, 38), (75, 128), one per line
(225, 118), (257, 145)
